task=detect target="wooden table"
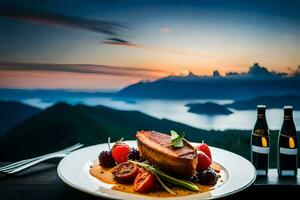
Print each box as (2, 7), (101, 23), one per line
(0, 162), (299, 200)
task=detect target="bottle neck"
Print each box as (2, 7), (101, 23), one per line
(257, 108), (266, 120)
(284, 117), (293, 122)
(281, 114), (296, 136)
(257, 108), (266, 117)
(254, 115), (269, 134)
(257, 113), (265, 119)
(284, 108), (293, 120)
(284, 114), (293, 121)
(254, 107), (268, 134)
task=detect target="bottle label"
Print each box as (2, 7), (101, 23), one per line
(289, 137), (295, 148)
(252, 145), (269, 154)
(279, 147), (298, 155)
(281, 170), (296, 176)
(256, 170), (267, 176)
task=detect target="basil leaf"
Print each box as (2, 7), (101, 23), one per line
(173, 138), (183, 147)
(170, 130), (184, 147)
(170, 130), (179, 140)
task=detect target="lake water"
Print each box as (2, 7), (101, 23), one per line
(21, 97), (300, 131)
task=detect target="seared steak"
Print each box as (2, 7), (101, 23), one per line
(136, 130), (197, 178)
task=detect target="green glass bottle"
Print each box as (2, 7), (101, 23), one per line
(251, 105), (269, 176)
(277, 106), (298, 176)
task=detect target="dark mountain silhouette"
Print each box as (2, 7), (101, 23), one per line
(118, 63), (300, 99)
(0, 101), (41, 135)
(0, 102), (246, 161)
(226, 95), (300, 110)
(159, 71), (203, 82)
(0, 102), (298, 168)
(212, 70), (221, 77)
(186, 102), (233, 115)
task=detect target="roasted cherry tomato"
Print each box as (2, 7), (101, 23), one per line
(196, 150), (212, 171)
(133, 168), (156, 193)
(111, 143), (130, 164)
(196, 142), (212, 160)
(111, 161), (139, 183)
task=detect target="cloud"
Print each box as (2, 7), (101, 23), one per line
(160, 27), (171, 33)
(0, 8), (126, 36)
(247, 63), (272, 76)
(102, 38), (140, 48)
(0, 7), (201, 57)
(102, 38), (202, 56)
(226, 63), (288, 77)
(287, 66), (300, 76)
(0, 8), (199, 57)
(0, 62), (168, 77)
(294, 65), (300, 75)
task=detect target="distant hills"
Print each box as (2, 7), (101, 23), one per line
(184, 95), (300, 117)
(186, 102), (233, 115)
(226, 95), (300, 110)
(1, 63), (299, 102)
(0, 101), (299, 168)
(119, 63), (300, 99)
(0, 101), (41, 135)
(0, 102), (207, 160)
(0, 102), (248, 161)
(185, 95), (300, 116)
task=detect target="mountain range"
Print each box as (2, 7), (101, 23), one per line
(0, 101), (298, 168)
(0, 101), (41, 135)
(184, 95), (300, 116)
(226, 95), (300, 110)
(1, 63), (299, 102)
(0, 102), (249, 162)
(119, 63), (300, 99)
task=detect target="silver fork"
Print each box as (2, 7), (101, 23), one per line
(0, 143), (83, 174)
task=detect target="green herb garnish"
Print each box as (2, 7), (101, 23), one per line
(170, 130), (185, 147)
(154, 173), (176, 195)
(131, 161), (200, 192)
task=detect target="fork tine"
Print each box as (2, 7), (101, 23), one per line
(0, 143), (81, 171)
(0, 159), (34, 171)
(0, 143), (83, 171)
(3, 153), (67, 174)
(0, 143), (83, 174)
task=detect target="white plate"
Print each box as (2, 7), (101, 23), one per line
(58, 141), (256, 199)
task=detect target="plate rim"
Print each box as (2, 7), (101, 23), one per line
(57, 141), (256, 199)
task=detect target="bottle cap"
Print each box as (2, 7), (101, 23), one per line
(257, 105), (266, 109)
(257, 105), (266, 111)
(283, 105), (293, 110)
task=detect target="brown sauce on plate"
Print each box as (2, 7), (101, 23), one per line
(89, 161), (226, 197)
(89, 162), (225, 197)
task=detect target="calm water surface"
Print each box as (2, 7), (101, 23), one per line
(22, 97), (300, 131)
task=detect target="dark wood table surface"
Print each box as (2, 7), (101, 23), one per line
(1, 162), (300, 200)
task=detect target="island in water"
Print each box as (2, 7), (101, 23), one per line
(186, 102), (233, 115)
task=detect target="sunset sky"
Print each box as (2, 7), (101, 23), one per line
(0, 0), (299, 90)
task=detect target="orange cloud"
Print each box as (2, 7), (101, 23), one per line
(0, 62), (169, 78)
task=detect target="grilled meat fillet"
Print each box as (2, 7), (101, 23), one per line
(136, 130), (197, 178)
